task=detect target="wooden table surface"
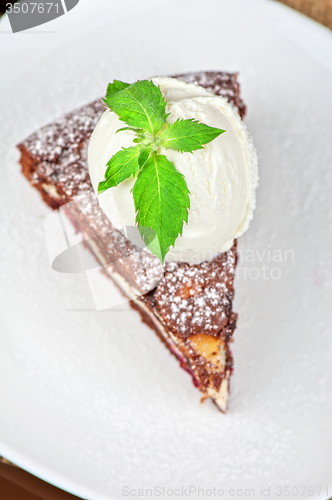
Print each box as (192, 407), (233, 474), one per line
(0, 0), (331, 498)
(278, 0), (332, 27)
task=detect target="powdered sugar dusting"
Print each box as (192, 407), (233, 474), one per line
(155, 246), (237, 337)
(174, 71), (246, 117)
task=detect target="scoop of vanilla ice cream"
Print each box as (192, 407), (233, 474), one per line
(88, 77), (258, 263)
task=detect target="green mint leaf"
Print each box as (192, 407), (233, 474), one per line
(104, 80), (168, 136)
(159, 118), (225, 153)
(132, 154), (190, 263)
(98, 146), (140, 194)
(106, 80), (130, 99)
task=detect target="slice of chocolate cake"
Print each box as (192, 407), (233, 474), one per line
(18, 72), (244, 412)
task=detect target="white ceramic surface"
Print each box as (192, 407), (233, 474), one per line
(0, 1), (332, 499)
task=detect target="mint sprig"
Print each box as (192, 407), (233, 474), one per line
(98, 79), (225, 263)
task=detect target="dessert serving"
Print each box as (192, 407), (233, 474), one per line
(18, 71), (258, 412)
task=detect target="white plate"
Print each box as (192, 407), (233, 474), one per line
(1, 1), (332, 499)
